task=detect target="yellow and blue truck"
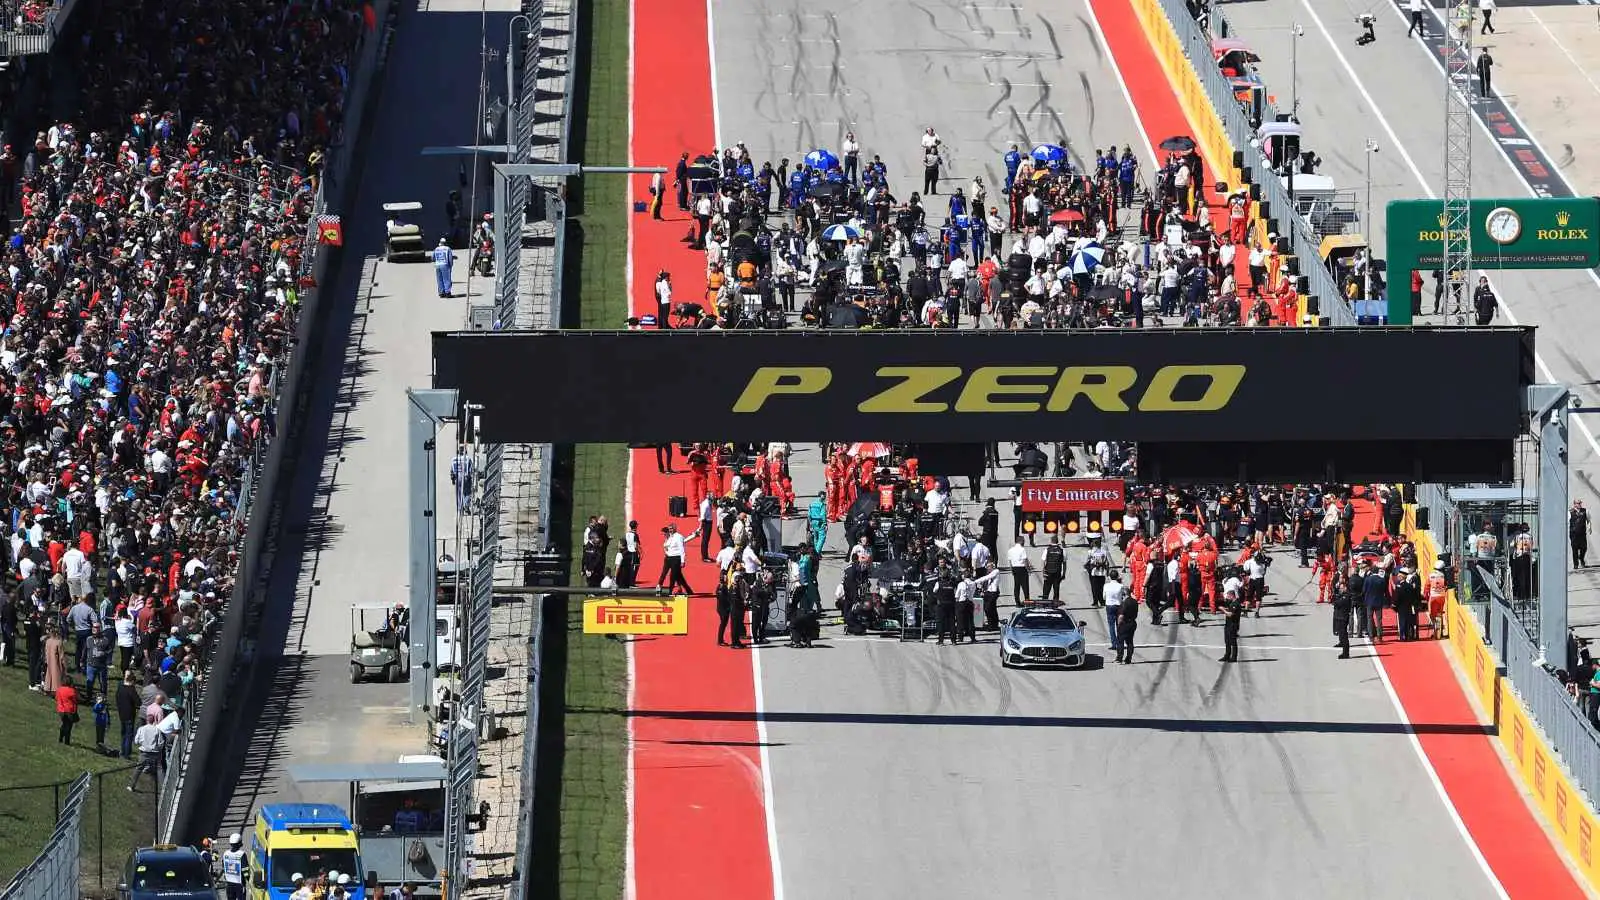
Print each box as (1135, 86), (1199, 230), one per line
(247, 803), (366, 900)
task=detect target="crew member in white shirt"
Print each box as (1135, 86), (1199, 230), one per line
(656, 523), (697, 594)
(1243, 553), (1267, 615)
(1007, 543), (1032, 604)
(955, 574), (979, 643)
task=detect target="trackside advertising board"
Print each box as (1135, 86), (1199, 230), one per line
(582, 596), (689, 635)
(1019, 479), (1127, 513)
(433, 328), (1532, 446)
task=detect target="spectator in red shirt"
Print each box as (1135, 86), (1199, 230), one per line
(55, 675), (79, 745)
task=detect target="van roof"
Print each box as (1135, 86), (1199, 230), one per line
(258, 803), (353, 831)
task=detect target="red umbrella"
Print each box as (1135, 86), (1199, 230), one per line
(1049, 209), (1085, 224)
(848, 442), (891, 458)
(1160, 522), (1200, 557)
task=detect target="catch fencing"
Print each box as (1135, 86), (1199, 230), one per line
(162, 0), (400, 845)
(1153, 0), (1355, 325)
(0, 774), (88, 900)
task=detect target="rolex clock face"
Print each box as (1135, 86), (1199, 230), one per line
(1485, 206), (1522, 245)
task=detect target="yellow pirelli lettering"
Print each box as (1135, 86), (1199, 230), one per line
(731, 367), (833, 413)
(858, 366), (962, 413)
(1045, 366), (1139, 412)
(954, 367), (1057, 413)
(1137, 365), (1247, 411)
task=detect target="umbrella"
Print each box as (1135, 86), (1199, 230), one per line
(1067, 242), (1106, 275)
(1160, 135), (1196, 152)
(848, 442), (892, 458)
(1030, 144), (1067, 166)
(822, 223), (862, 242)
(1161, 522), (1201, 557)
(1049, 208), (1085, 225)
(804, 149), (839, 170)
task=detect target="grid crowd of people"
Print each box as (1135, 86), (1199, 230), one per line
(653, 125), (1302, 334)
(0, 0), (367, 762)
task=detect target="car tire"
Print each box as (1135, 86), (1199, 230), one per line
(351, 663), (363, 684)
(388, 662), (404, 683)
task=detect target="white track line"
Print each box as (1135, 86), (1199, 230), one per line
(1527, 10), (1600, 103)
(705, 2), (786, 896)
(1295, 6), (1516, 896)
(1079, 0), (1163, 186)
(623, 1), (639, 897)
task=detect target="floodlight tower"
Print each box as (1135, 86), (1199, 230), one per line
(1441, 0), (1475, 320)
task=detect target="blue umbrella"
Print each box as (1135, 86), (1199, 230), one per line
(1067, 242), (1106, 275)
(822, 223), (862, 242)
(804, 149), (839, 170)
(1031, 143), (1067, 166)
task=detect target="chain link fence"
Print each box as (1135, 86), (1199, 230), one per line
(1, 765), (164, 900)
(0, 773), (88, 900)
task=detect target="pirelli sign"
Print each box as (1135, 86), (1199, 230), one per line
(432, 328), (1533, 445)
(583, 596), (689, 635)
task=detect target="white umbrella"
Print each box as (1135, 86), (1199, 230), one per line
(822, 223), (863, 242)
(1068, 243), (1106, 275)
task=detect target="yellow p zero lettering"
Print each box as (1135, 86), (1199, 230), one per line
(1137, 365), (1247, 411)
(731, 367), (832, 413)
(859, 366), (962, 413)
(1045, 366), (1138, 412)
(955, 366), (1056, 413)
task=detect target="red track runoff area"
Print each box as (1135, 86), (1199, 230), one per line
(626, 2), (777, 900)
(1346, 500), (1587, 899)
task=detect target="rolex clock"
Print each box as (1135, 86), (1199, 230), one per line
(1485, 205), (1522, 245)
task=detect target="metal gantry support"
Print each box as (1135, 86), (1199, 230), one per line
(1531, 384), (1573, 669)
(1442, 0), (1475, 320)
(407, 389), (458, 718)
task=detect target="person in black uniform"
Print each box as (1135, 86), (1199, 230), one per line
(1332, 572), (1354, 659)
(1145, 557), (1166, 625)
(1115, 590), (1140, 664)
(749, 571), (773, 644)
(716, 567), (735, 646)
(728, 577), (748, 650)
(1185, 556), (1204, 626)
(1573, 500), (1591, 568)
(1220, 591), (1242, 663)
(1042, 538), (1066, 604)
(934, 565), (959, 645)
(979, 499), (1000, 563)
(674, 152), (691, 210)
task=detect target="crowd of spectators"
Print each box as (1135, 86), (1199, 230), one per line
(0, 0), (368, 760)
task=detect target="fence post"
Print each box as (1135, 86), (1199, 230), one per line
(98, 772), (105, 892)
(53, 782), (60, 822)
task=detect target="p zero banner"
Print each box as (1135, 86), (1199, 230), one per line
(1020, 479), (1127, 513)
(582, 596), (689, 635)
(433, 329), (1532, 447)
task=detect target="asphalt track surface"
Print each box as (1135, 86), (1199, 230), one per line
(210, 0), (501, 830)
(610, 1), (1529, 898)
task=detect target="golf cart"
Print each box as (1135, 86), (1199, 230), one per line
(351, 604), (409, 683)
(384, 201), (427, 262)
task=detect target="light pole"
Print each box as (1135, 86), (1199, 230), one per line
(1363, 139), (1378, 237)
(506, 13), (531, 142)
(1290, 24), (1304, 118)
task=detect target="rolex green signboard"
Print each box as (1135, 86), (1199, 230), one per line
(1385, 197), (1600, 323)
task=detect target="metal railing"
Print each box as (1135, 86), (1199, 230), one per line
(1491, 601), (1600, 807)
(0, 0), (68, 56)
(1154, 0), (1354, 325)
(0, 773), (89, 900)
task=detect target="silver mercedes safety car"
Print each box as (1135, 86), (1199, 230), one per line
(1000, 605), (1089, 668)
